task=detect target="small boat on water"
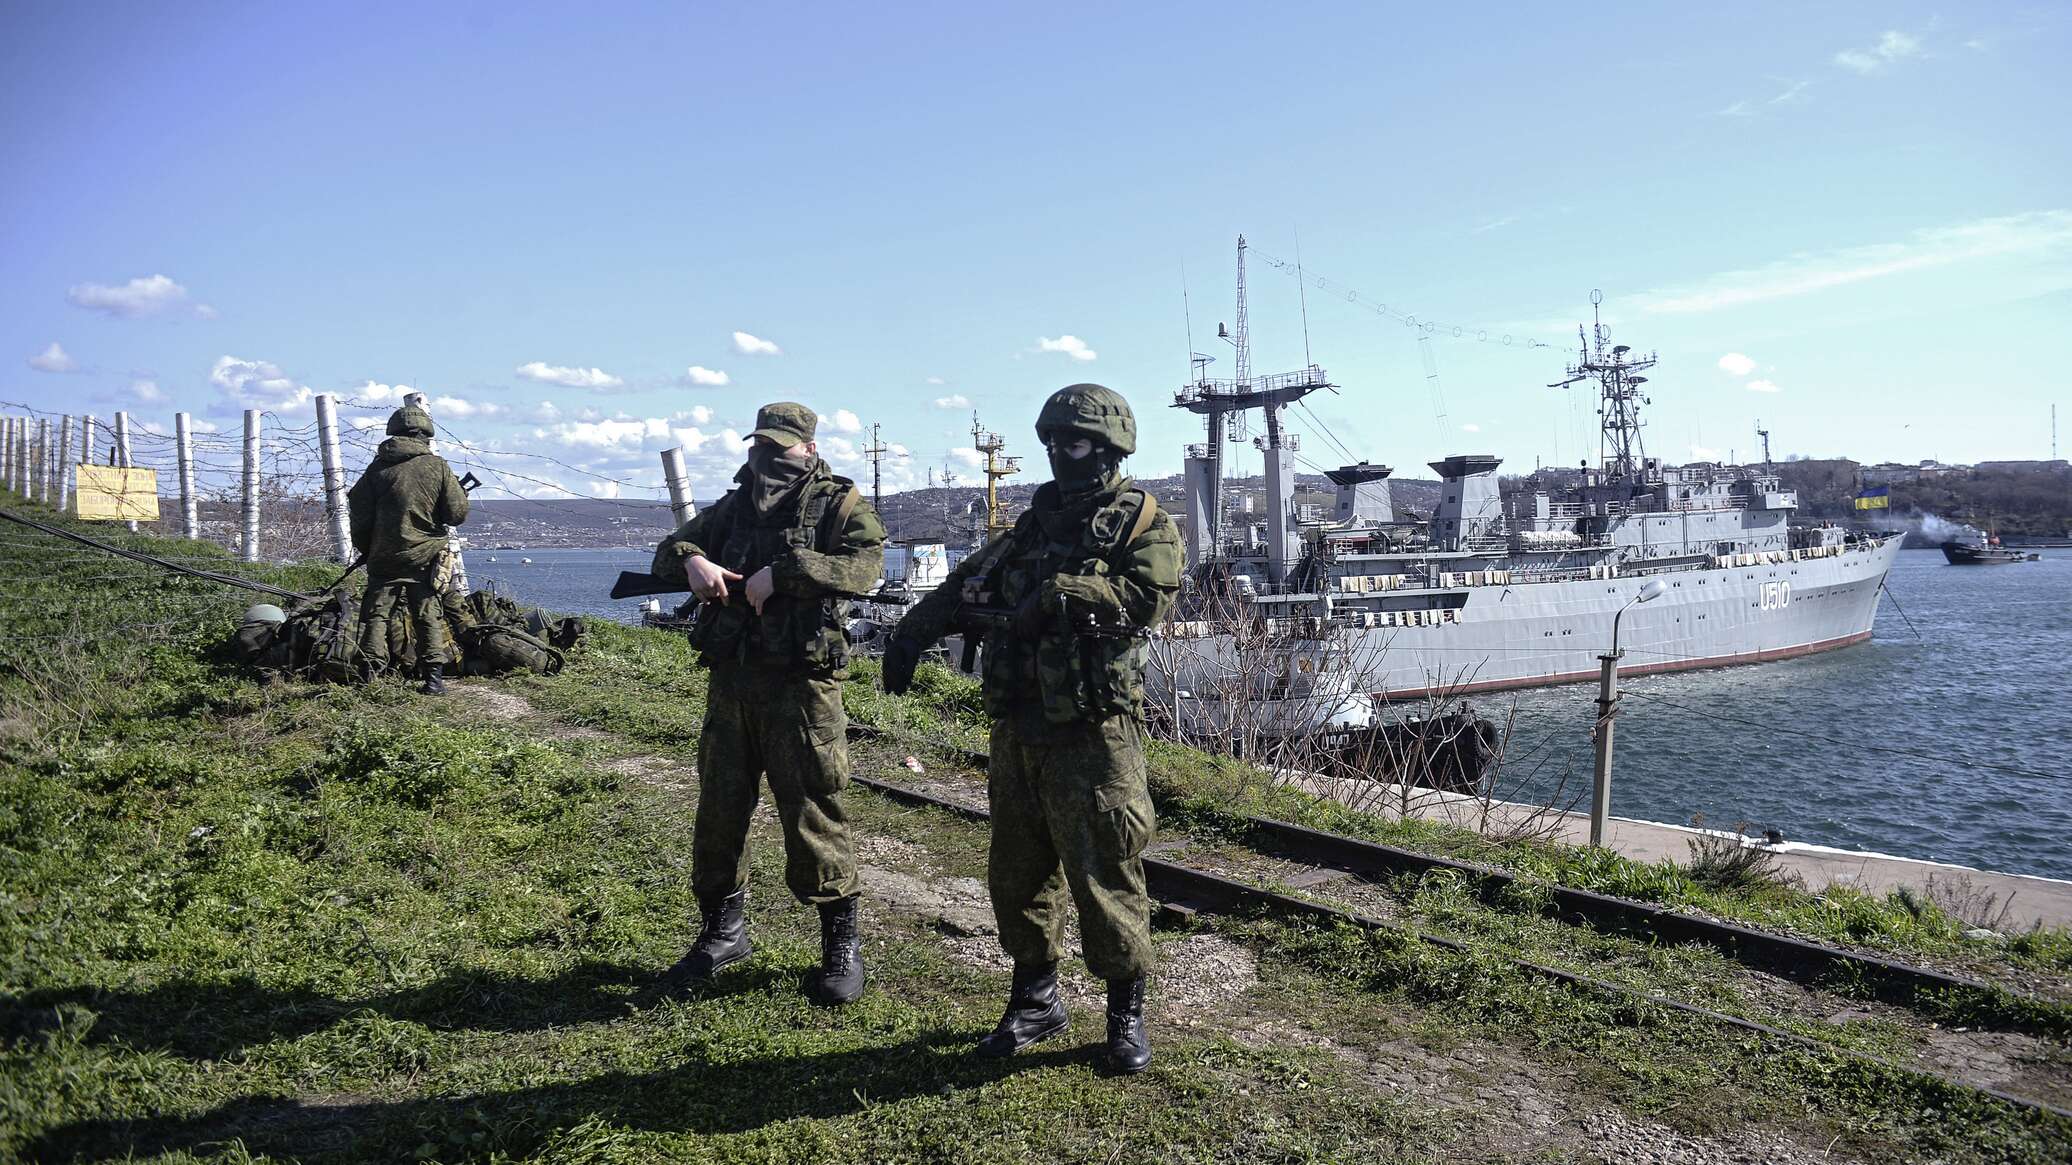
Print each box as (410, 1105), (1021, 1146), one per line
(1941, 539), (2028, 565)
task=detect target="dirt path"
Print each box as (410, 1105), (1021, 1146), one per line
(447, 682), (1880, 1164)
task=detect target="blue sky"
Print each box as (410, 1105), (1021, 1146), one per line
(4, 2), (2067, 502)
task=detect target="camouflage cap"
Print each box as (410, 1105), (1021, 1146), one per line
(747, 401), (817, 448)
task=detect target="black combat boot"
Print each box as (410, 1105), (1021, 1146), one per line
(420, 661), (446, 696)
(1104, 975), (1151, 1074)
(806, 896), (865, 1005)
(974, 961), (1068, 1058)
(662, 889), (752, 990)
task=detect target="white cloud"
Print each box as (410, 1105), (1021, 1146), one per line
(211, 355), (313, 411)
(675, 405), (715, 425)
(340, 380), (416, 406)
(1769, 79), (1811, 105)
(732, 331), (782, 356)
(67, 274), (212, 319)
(1835, 30), (1922, 74)
(430, 395), (504, 419)
(685, 365), (730, 386)
(588, 480), (623, 499)
(1690, 444), (1722, 461)
(1715, 100), (1753, 118)
(933, 394), (971, 410)
(1747, 379), (1783, 394)
(131, 378), (164, 402)
(1035, 335), (1097, 362)
(826, 408), (862, 434)
(526, 401), (563, 423)
(1717, 352), (1758, 376)
(350, 416), (384, 431)
(1460, 423), (1481, 433)
(515, 361), (625, 390)
(1637, 210), (2072, 314)
(926, 376), (946, 385)
(1472, 216), (1518, 233)
(27, 342), (78, 373)
(948, 448), (985, 468)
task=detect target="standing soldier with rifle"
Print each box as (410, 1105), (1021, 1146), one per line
(653, 402), (885, 1005)
(349, 403), (470, 694)
(882, 384), (1180, 1073)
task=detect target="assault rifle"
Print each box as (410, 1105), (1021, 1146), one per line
(606, 569), (877, 603)
(950, 584), (1146, 672)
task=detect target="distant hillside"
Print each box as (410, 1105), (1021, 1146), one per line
(466, 473), (1448, 548)
(1776, 459), (2072, 540)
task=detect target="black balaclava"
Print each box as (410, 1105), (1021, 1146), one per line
(745, 441), (812, 515)
(1048, 437), (1121, 507)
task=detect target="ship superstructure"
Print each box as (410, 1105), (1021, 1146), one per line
(1154, 265), (1902, 735)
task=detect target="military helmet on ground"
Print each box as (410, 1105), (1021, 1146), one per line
(386, 405), (436, 438)
(243, 603), (287, 625)
(1035, 383), (1136, 456)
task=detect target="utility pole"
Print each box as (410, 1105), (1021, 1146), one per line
(970, 411), (1019, 534)
(1590, 580), (1665, 847)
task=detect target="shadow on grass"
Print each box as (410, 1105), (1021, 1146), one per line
(3, 958), (799, 1061)
(27, 1029), (1087, 1162)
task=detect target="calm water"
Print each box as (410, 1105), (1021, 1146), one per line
(472, 547), (2072, 879)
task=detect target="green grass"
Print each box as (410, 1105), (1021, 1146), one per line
(4, 506), (2069, 1164)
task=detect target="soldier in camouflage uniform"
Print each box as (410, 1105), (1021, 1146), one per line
(348, 404), (470, 694)
(653, 402), (885, 1005)
(885, 384), (1180, 1072)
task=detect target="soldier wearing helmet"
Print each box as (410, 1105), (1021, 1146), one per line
(885, 383), (1180, 1073)
(347, 403), (469, 694)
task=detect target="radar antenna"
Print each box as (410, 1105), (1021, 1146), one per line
(1547, 289), (1656, 480)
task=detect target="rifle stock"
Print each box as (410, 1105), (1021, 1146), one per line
(610, 570), (688, 600)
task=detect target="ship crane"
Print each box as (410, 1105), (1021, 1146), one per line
(1547, 289), (1657, 482)
(1174, 234), (1334, 583)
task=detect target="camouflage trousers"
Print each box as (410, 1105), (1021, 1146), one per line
(360, 569), (446, 668)
(988, 714), (1157, 981)
(694, 665), (860, 907)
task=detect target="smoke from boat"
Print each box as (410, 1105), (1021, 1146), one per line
(1907, 512), (1982, 543)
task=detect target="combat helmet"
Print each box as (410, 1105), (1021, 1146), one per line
(1035, 383), (1135, 456)
(386, 404), (436, 438)
(243, 603), (286, 625)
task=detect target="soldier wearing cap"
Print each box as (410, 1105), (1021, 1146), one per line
(651, 402), (885, 1005)
(884, 384), (1180, 1072)
(348, 404), (470, 694)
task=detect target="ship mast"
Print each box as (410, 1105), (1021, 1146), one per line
(970, 411), (1019, 535)
(1548, 289), (1656, 481)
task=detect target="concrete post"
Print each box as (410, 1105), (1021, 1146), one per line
(113, 411), (137, 532)
(241, 409), (261, 563)
(35, 419), (50, 504)
(56, 416), (73, 513)
(661, 446), (694, 526)
(314, 394), (352, 562)
(3, 416), (15, 492)
(176, 412), (200, 539)
(1589, 650), (1620, 848)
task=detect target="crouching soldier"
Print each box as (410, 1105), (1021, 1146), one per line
(883, 384), (1180, 1072)
(348, 404), (470, 694)
(654, 402), (885, 1005)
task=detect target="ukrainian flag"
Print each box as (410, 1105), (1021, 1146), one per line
(1853, 485), (1890, 511)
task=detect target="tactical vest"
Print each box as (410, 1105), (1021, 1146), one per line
(691, 474), (861, 672)
(977, 486), (1159, 723)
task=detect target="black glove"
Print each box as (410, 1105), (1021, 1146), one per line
(882, 636), (922, 696)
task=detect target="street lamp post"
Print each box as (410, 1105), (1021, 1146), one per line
(1590, 578), (1667, 847)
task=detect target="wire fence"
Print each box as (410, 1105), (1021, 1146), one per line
(0, 394), (686, 569)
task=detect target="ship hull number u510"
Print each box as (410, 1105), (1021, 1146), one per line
(1758, 581), (1793, 611)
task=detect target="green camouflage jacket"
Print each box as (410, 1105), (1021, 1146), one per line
(346, 437), (470, 578)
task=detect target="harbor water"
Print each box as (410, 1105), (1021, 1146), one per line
(471, 547), (2071, 880)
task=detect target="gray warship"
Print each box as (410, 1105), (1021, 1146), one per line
(1152, 253), (1902, 734)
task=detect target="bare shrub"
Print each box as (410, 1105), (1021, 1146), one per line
(1682, 815), (1786, 892)
(1919, 873), (2017, 934)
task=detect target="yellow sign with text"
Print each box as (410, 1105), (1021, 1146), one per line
(74, 465), (160, 521)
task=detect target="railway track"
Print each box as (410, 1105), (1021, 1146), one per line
(845, 720), (2072, 1125)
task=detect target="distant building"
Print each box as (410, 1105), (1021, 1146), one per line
(1861, 459), (1970, 485)
(1974, 459), (2070, 474)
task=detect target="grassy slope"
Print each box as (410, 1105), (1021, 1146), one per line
(2, 509), (2069, 1163)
